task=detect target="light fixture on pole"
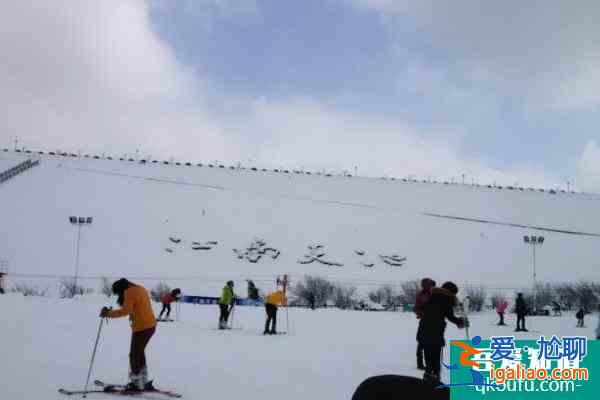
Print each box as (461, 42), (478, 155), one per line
(69, 216), (93, 297)
(523, 234), (545, 313)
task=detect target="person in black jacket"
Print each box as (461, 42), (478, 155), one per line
(416, 281), (466, 382)
(515, 293), (528, 332)
(576, 308), (585, 328)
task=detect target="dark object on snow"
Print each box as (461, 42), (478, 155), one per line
(169, 237), (181, 244)
(165, 248), (174, 253)
(351, 375), (449, 400)
(417, 284), (464, 378)
(515, 293), (527, 331)
(247, 280), (260, 300)
(576, 308), (585, 327)
(379, 254), (406, 267)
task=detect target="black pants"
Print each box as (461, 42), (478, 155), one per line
(498, 312), (505, 325)
(219, 304), (230, 323)
(265, 304), (278, 333)
(130, 327), (155, 375)
(159, 303), (171, 319)
(416, 342), (425, 368)
(577, 317), (584, 327)
(423, 344), (443, 377)
(516, 313), (526, 330)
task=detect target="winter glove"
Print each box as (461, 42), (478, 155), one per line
(100, 306), (112, 317)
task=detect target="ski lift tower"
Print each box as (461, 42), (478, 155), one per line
(523, 235), (545, 313)
(0, 258), (8, 294)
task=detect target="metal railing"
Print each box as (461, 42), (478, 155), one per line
(0, 158), (40, 184)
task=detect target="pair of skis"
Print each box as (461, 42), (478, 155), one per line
(59, 380), (181, 398)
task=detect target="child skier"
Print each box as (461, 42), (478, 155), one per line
(158, 288), (181, 321)
(496, 300), (508, 326)
(100, 278), (157, 392)
(218, 281), (235, 329)
(414, 278), (436, 370)
(417, 281), (466, 382)
(264, 289), (287, 334)
(576, 308), (585, 328)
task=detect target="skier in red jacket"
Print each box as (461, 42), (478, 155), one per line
(158, 288), (181, 321)
(414, 278), (436, 370)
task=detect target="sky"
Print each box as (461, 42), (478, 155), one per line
(1, 0), (599, 191)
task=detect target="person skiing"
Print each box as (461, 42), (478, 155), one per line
(263, 289), (287, 335)
(552, 301), (562, 316)
(158, 288), (181, 321)
(414, 278), (436, 370)
(576, 307), (585, 328)
(496, 300), (508, 326)
(417, 281), (466, 382)
(218, 280), (235, 329)
(247, 280), (260, 305)
(515, 293), (528, 332)
(100, 279), (157, 392)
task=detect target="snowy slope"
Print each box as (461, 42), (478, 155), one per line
(1, 294), (597, 400)
(1, 151), (599, 294)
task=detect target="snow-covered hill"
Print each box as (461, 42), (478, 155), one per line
(1, 150), (599, 294)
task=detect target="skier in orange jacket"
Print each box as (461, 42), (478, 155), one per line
(100, 279), (157, 392)
(263, 289), (287, 335)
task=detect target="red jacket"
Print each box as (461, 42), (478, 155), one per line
(162, 293), (175, 305)
(415, 290), (432, 319)
(496, 302), (508, 314)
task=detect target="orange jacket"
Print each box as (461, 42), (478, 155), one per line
(266, 290), (287, 307)
(106, 285), (156, 332)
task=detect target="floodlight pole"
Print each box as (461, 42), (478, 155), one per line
(69, 216), (93, 297)
(523, 235), (544, 313)
(74, 223), (82, 291)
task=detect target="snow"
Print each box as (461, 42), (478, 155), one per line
(1, 293), (597, 399)
(1, 152), (599, 295)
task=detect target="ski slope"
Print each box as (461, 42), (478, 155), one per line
(1, 151), (599, 294)
(1, 293), (597, 400)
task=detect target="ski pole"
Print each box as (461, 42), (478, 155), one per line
(229, 303), (235, 329)
(83, 317), (105, 398)
(285, 305), (290, 335)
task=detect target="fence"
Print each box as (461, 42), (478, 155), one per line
(0, 158), (40, 184)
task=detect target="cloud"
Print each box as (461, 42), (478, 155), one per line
(0, 0), (562, 190)
(577, 141), (600, 192)
(340, 0), (600, 110)
(0, 0), (242, 161)
(245, 98), (558, 187)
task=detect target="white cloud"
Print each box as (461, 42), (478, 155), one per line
(245, 98), (558, 188)
(577, 141), (600, 192)
(0, 0), (242, 162)
(340, 0), (600, 110)
(0, 0), (562, 190)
